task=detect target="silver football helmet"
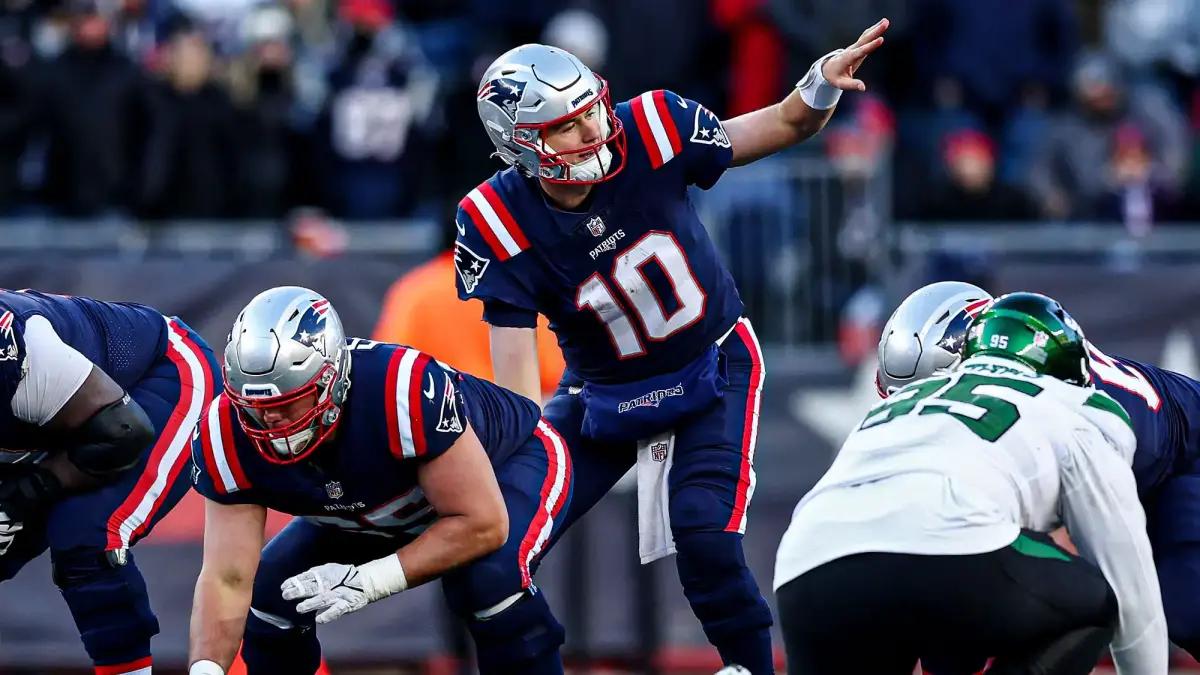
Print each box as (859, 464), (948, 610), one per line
(224, 286), (351, 463)
(876, 281), (994, 396)
(477, 43), (626, 183)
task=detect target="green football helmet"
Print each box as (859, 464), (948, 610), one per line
(962, 292), (1091, 386)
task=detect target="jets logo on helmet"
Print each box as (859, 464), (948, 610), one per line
(478, 77), (527, 121)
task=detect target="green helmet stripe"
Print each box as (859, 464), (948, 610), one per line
(1084, 391), (1134, 432)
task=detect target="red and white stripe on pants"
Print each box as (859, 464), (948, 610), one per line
(105, 319), (214, 549)
(725, 317), (765, 534)
(517, 420), (573, 588)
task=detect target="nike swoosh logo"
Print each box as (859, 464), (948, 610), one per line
(456, 219), (466, 236)
(423, 373), (435, 399)
(675, 95), (687, 109)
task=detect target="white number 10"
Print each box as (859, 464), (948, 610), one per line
(575, 232), (707, 359)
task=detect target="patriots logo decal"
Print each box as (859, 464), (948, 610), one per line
(690, 105), (731, 148)
(0, 311), (18, 362)
(292, 300), (330, 357)
(478, 77), (527, 120)
(454, 241), (490, 294)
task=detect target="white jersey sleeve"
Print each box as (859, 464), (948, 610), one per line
(11, 315), (94, 426)
(1060, 406), (1167, 675)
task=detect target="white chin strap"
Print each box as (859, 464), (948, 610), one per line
(271, 427), (315, 458)
(567, 144), (613, 182)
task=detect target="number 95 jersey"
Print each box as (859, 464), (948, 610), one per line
(455, 90), (743, 384)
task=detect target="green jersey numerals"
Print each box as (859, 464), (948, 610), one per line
(860, 374), (1044, 442)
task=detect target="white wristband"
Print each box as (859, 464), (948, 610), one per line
(357, 554), (408, 601)
(189, 660), (225, 675)
(796, 49), (845, 110)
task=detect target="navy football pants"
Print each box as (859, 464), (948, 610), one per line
(0, 319), (218, 673)
(540, 317), (775, 673)
(242, 420), (574, 675)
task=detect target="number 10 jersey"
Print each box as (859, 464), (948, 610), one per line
(454, 89), (743, 384)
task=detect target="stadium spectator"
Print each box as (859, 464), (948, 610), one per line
(1027, 51), (1189, 220)
(1092, 123), (1184, 232)
(918, 129), (1038, 222)
(313, 0), (439, 219)
(228, 4), (308, 218)
(911, 0), (1078, 127)
(1105, 0), (1200, 101)
(38, 0), (150, 216)
(137, 21), (239, 219)
(0, 52), (32, 211)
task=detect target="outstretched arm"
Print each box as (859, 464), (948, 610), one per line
(725, 18), (889, 167)
(189, 500), (267, 675)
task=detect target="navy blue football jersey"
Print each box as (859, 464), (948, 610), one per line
(454, 90), (743, 384)
(190, 340), (541, 535)
(0, 289), (166, 446)
(1087, 343), (1200, 495)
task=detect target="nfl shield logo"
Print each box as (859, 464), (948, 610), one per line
(586, 215), (606, 237)
(649, 441), (669, 463)
(1033, 331), (1049, 348)
(325, 481), (344, 500)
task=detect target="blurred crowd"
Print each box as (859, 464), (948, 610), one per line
(0, 0), (1195, 226)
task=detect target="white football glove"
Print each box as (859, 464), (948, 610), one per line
(282, 562), (371, 624)
(715, 667), (752, 675)
(0, 510), (23, 556)
(282, 554), (409, 625)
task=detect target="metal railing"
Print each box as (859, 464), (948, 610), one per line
(696, 153), (893, 352)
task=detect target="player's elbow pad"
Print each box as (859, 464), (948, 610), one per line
(66, 395), (155, 479)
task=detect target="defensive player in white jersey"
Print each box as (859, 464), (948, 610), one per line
(774, 293), (1167, 675)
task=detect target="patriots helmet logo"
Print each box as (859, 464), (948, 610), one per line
(292, 300), (330, 357)
(478, 77), (527, 120)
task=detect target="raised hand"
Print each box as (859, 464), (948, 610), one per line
(822, 18), (890, 92)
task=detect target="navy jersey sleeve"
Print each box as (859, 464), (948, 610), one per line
(189, 397), (256, 505)
(453, 187), (540, 316)
(385, 349), (468, 463)
(628, 89), (733, 189)
(482, 299), (538, 329)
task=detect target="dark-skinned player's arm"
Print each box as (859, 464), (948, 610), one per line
(724, 18), (889, 167)
(279, 424), (508, 624)
(188, 500), (267, 675)
(0, 317), (154, 529)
